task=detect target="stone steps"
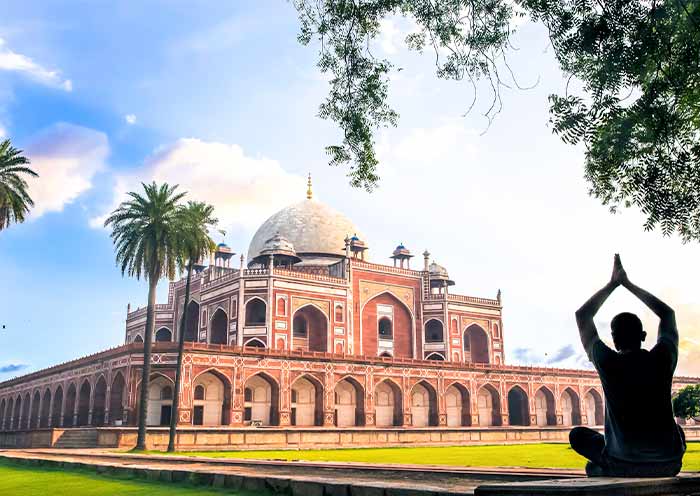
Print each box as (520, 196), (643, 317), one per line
(53, 429), (98, 448)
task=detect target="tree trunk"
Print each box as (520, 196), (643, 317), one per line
(135, 276), (158, 450)
(168, 260), (193, 452)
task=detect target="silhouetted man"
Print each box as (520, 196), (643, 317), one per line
(572, 254), (685, 477)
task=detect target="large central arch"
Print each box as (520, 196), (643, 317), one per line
(292, 305), (328, 352)
(464, 324), (489, 364)
(361, 292), (414, 359)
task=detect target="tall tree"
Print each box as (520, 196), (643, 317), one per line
(168, 201), (217, 453)
(292, 0), (700, 241)
(104, 182), (185, 451)
(0, 138), (37, 231)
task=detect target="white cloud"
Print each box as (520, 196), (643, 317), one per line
(125, 114), (136, 125)
(0, 38), (72, 91)
(25, 123), (107, 217)
(91, 138), (306, 234)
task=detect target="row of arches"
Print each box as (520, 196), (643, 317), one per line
(142, 373), (605, 429)
(0, 373), (126, 431)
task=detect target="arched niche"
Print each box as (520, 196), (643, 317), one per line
(477, 384), (502, 427)
(584, 389), (604, 426)
(291, 375), (323, 426)
(155, 327), (172, 342)
(534, 387), (557, 426)
(561, 387), (582, 426)
(445, 383), (471, 427)
(424, 319), (444, 343)
(210, 308), (228, 345)
(464, 324), (489, 364)
(292, 305), (327, 352)
(361, 292), (413, 359)
(375, 380), (403, 427)
(410, 381), (438, 427)
(334, 377), (365, 427)
(245, 298), (267, 326)
(507, 386), (530, 426)
(92, 377), (107, 426)
(184, 300), (200, 342)
(243, 373), (279, 426)
(192, 371), (231, 426)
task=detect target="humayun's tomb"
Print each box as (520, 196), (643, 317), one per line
(1, 180), (698, 449)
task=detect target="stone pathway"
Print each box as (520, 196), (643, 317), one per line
(0, 449), (580, 496)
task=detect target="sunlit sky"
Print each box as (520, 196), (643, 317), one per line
(1, 2), (698, 381)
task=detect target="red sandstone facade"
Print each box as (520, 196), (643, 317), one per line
(1, 189), (697, 438)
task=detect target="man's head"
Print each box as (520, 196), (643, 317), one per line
(611, 312), (646, 351)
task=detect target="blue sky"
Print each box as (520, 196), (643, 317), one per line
(1, 2), (699, 380)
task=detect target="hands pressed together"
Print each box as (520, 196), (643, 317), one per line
(610, 253), (630, 287)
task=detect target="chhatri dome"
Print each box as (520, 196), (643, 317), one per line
(247, 174), (367, 264)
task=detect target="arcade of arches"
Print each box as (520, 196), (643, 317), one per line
(0, 365), (608, 431)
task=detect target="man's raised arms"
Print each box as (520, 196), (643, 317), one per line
(575, 255), (625, 352)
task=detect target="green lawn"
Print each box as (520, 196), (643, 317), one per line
(0, 459), (266, 496)
(164, 442), (700, 472)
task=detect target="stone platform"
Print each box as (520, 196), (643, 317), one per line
(0, 425), (608, 450)
(2, 449), (699, 496)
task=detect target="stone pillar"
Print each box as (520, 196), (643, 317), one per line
(323, 371), (335, 427)
(279, 367), (291, 427)
(104, 384), (111, 426)
(437, 376), (447, 427)
(230, 362), (245, 426)
(72, 394), (79, 427)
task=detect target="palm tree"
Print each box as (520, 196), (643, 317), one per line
(168, 201), (217, 452)
(104, 182), (185, 450)
(0, 138), (37, 231)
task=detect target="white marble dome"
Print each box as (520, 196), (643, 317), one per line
(247, 199), (366, 262)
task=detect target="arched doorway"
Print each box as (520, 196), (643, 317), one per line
(464, 324), (489, 363)
(291, 376), (323, 426)
(411, 381), (438, 427)
(245, 298), (267, 326)
(92, 377), (107, 426)
(30, 391), (41, 429)
(8, 397), (16, 430)
(40, 390), (51, 428)
(52, 387), (63, 427)
(534, 387), (556, 426)
(477, 385), (502, 426)
(243, 373), (279, 426)
(561, 388), (582, 425)
(209, 308), (228, 345)
(507, 386), (530, 426)
(110, 374), (126, 425)
(334, 377), (365, 427)
(375, 380), (402, 427)
(446, 383), (471, 427)
(65, 385), (77, 427)
(133, 335), (144, 343)
(21, 393), (30, 429)
(192, 371), (230, 426)
(155, 327), (172, 342)
(184, 301), (200, 342)
(77, 381), (91, 426)
(585, 389), (604, 426)
(293, 305), (327, 352)
(424, 319), (444, 343)
(361, 292), (414, 358)
(147, 375), (174, 426)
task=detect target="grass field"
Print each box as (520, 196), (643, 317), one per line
(166, 442), (700, 472)
(0, 459), (267, 496)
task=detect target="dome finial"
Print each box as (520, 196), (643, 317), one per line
(306, 173), (313, 200)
